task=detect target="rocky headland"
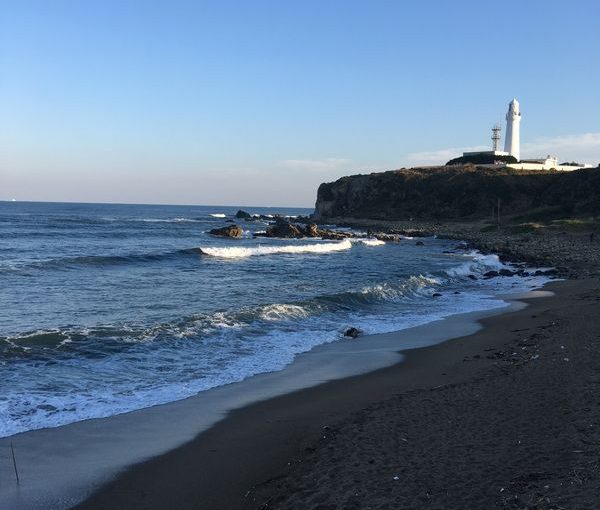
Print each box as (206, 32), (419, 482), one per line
(314, 165), (600, 222)
(313, 165), (600, 277)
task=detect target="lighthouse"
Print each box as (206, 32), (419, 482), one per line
(456, 98), (589, 170)
(504, 98), (521, 161)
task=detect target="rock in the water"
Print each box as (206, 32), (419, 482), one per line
(483, 270), (499, 278)
(321, 231), (351, 240)
(374, 233), (400, 242)
(415, 241), (425, 246)
(499, 269), (514, 277)
(304, 223), (321, 237)
(209, 225), (243, 238)
(344, 327), (361, 338)
(432, 292), (442, 298)
(253, 221), (355, 240)
(266, 222), (303, 238)
(235, 209), (252, 220)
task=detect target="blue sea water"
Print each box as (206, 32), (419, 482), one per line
(0, 201), (546, 437)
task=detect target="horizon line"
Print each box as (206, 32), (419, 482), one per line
(0, 199), (316, 209)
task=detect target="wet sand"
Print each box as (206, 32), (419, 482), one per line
(73, 278), (600, 509)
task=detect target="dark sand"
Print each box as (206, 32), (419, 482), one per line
(74, 278), (600, 509)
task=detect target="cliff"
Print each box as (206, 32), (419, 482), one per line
(314, 165), (600, 222)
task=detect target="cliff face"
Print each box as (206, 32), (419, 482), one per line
(314, 166), (600, 221)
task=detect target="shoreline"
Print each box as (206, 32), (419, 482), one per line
(73, 277), (600, 509)
(316, 217), (600, 279)
(0, 276), (544, 510)
(68, 284), (559, 510)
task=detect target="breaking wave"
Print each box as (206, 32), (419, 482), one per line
(200, 239), (354, 258)
(355, 238), (386, 246)
(445, 251), (505, 277)
(1, 238), (387, 272)
(0, 273), (441, 359)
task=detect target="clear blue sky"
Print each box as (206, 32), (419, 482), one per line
(2, 0), (599, 206)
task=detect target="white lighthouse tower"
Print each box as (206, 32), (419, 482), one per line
(504, 98), (521, 161)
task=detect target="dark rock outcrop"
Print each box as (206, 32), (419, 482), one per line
(344, 327), (361, 338)
(499, 269), (515, 277)
(235, 210), (252, 220)
(252, 218), (398, 242)
(254, 221), (359, 240)
(264, 222), (304, 238)
(209, 225), (243, 238)
(305, 223), (321, 237)
(314, 165), (600, 222)
(321, 231), (352, 240)
(374, 233), (400, 242)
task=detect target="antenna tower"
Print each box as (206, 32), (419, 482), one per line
(491, 124), (502, 151)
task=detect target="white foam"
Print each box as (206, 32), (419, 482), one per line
(210, 213), (226, 218)
(355, 238), (386, 246)
(359, 274), (441, 301)
(200, 240), (353, 258)
(259, 304), (311, 321)
(139, 217), (200, 223)
(445, 251), (505, 277)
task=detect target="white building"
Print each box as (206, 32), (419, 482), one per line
(504, 98), (521, 160)
(508, 156), (592, 172)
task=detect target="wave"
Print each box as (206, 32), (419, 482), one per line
(210, 213), (227, 218)
(2, 237), (386, 273)
(1, 273), (442, 354)
(0, 248), (204, 273)
(354, 238), (386, 246)
(138, 217), (203, 223)
(3, 237), (380, 271)
(1, 257), (548, 437)
(319, 274), (441, 308)
(258, 303), (312, 321)
(200, 239), (354, 258)
(445, 251), (505, 277)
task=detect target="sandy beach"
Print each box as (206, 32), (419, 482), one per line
(69, 275), (600, 510)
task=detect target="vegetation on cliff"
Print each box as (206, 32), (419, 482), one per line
(446, 154), (518, 166)
(314, 165), (600, 222)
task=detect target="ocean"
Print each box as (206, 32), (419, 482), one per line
(0, 201), (547, 438)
